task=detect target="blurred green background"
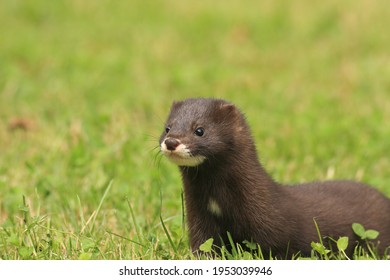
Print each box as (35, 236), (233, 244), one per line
(0, 0), (389, 259)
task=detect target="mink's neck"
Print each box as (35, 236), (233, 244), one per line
(179, 144), (278, 212)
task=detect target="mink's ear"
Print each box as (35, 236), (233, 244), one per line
(165, 100), (184, 123)
(220, 103), (236, 114)
(215, 102), (240, 123)
(171, 100), (179, 107)
(171, 100), (184, 110)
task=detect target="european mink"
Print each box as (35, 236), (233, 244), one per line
(159, 98), (390, 258)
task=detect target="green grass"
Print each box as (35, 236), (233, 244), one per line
(1, 0), (390, 260)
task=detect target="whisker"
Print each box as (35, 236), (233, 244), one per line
(157, 152), (164, 168)
(150, 145), (161, 153)
(152, 148), (163, 167)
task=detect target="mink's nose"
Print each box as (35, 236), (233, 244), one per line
(165, 138), (181, 151)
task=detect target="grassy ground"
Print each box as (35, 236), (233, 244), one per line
(0, 0), (389, 260)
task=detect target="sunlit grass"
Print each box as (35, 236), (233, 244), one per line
(0, 0), (389, 259)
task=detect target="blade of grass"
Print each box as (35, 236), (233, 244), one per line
(81, 179), (114, 234)
(226, 231), (238, 258)
(159, 189), (177, 255)
(77, 195), (86, 229)
(126, 197), (143, 245)
(181, 190), (185, 236)
(92, 179), (114, 231)
(106, 230), (146, 248)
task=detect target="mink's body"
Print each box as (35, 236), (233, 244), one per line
(159, 98), (390, 258)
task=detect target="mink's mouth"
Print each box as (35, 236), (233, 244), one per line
(164, 151), (186, 161)
(160, 140), (206, 167)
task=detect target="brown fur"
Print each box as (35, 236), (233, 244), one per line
(159, 98), (390, 258)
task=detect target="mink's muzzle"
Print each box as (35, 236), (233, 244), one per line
(164, 138), (181, 151)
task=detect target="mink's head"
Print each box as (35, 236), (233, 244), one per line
(159, 98), (250, 167)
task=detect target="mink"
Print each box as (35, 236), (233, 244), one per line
(159, 98), (390, 258)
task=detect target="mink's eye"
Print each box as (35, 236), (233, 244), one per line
(165, 126), (171, 133)
(194, 127), (205, 137)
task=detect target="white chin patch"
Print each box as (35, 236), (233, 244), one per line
(161, 141), (206, 167)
